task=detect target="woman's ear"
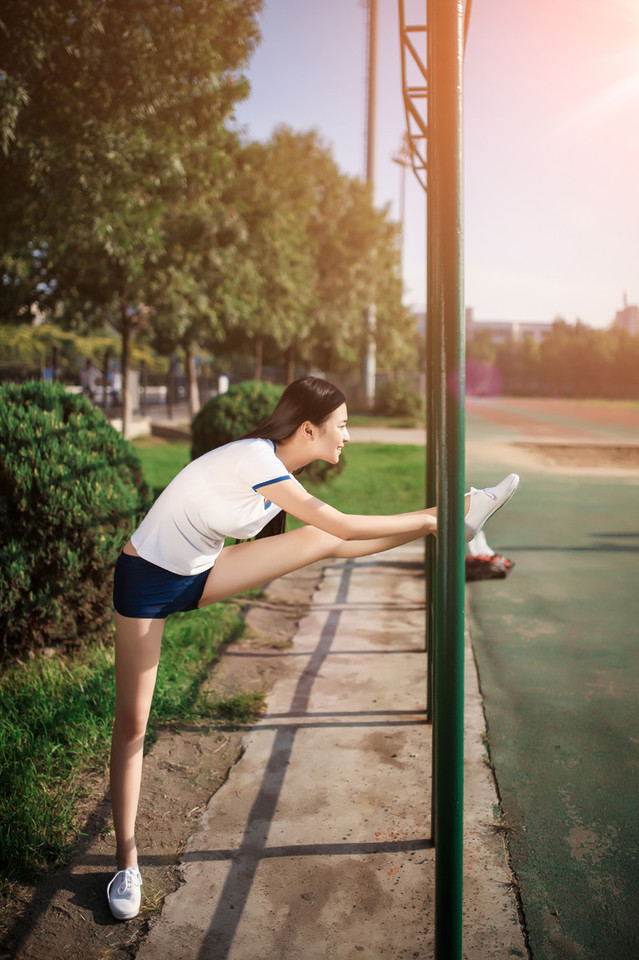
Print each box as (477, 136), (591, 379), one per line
(300, 420), (315, 441)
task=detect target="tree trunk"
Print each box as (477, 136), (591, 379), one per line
(254, 333), (263, 381)
(166, 357), (175, 420)
(285, 343), (295, 384)
(185, 343), (201, 418)
(102, 348), (111, 414)
(120, 305), (132, 439)
(325, 345), (333, 375)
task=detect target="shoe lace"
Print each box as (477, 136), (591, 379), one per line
(118, 867), (140, 895)
(470, 487), (497, 501)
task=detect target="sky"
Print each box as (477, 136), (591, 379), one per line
(233, 0), (639, 329)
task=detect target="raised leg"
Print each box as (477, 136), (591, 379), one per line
(198, 519), (436, 607)
(109, 613), (165, 869)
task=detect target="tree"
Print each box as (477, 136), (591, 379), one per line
(224, 127), (410, 383)
(293, 136), (412, 378)
(608, 328), (639, 399)
(143, 133), (256, 417)
(497, 335), (541, 396)
(227, 130), (320, 382)
(0, 0), (261, 433)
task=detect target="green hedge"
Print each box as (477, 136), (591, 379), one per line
(0, 382), (151, 656)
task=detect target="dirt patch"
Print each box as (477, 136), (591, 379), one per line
(501, 398), (639, 431)
(467, 397), (639, 432)
(466, 397), (639, 448)
(0, 563), (324, 960)
(467, 402), (599, 441)
(514, 442), (639, 470)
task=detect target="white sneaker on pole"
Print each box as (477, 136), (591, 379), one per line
(464, 474), (520, 543)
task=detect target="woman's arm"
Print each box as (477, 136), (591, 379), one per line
(264, 478), (436, 540)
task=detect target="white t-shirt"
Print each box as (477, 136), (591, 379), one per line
(131, 438), (300, 575)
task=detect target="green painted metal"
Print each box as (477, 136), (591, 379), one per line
(427, 1), (466, 958)
(426, 163), (438, 724)
(399, 1), (466, 953)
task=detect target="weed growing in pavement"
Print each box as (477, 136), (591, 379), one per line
(203, 690), (267, 726)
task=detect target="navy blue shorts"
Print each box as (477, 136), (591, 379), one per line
(113, 553), (212, 619)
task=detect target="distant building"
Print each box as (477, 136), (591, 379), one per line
(613, 294), (639, 336)
(465, 308), (553, 344)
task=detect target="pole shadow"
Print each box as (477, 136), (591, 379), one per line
(194, 558), (429, 959)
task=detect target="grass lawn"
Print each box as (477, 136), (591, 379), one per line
(296, 442), (426, 517)
(0, 603), (243, 894)
(132, 435), (190, 490)
(0, 437), (426, 906)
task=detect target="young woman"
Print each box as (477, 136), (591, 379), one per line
(107, 376), (518, 920)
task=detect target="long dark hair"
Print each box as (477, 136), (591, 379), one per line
(243, 376), (346, 538)
(243, 376), (346, 445)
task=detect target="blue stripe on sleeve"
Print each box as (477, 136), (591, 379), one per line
(252, 474), (291, 491)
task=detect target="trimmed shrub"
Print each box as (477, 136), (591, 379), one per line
(0, 382), (151, 656)
(303, 457), (344, 484)
(190, 380), (283, 459)
(375, 377), (425, 420)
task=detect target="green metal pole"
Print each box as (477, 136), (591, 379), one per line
(426, 209), (439, 839)
(426, 205), (438, 725)
(427, 0), (466, 957)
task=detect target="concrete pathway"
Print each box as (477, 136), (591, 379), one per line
(137, 542), (525, 960)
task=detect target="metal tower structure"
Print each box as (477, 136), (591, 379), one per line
(399, 0), (472, 192)
(398, 3), (428, 192)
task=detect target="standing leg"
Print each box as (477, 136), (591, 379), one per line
(109, 613), (165, 870)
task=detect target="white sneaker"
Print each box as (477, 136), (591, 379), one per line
(107, 866), (143, 920)
(464, 474), (519, 542)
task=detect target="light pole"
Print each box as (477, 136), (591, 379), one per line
(363, 0), (377, 411)
(392, 133), (412, 274)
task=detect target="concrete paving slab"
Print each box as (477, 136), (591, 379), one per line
(137, 543), (526, 960)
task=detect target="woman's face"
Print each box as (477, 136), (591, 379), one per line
(315, 403), (350, 464)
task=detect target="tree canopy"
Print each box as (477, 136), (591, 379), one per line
(466, 320), (639, 399)
(225, 126), (418, 381)
(1, 0), (261, 429)
(1, 2), (419, 426)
